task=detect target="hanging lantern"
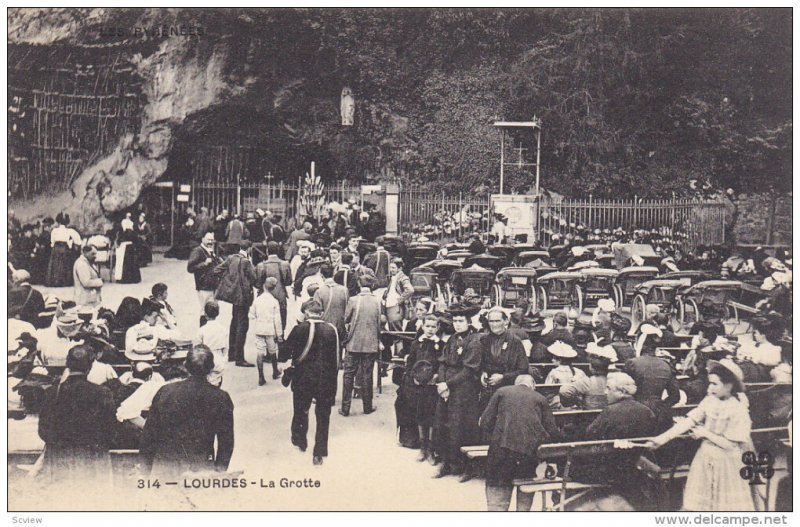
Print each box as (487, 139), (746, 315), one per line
(341, 87), (355, 126)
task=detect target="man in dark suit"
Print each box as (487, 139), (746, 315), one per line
(479, 375), (561, 511)
(585, 372), (656, 440)
(140, 347), (234, 478)
(334, 252), (360, 297)
(187, 232), (223, 325)
(625, 330), (680, 433)
(38, 345), (116, 484)
(281, 300), (339, 465)
(215, 241), (257, 366)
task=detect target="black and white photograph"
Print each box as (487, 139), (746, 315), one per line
(5, 6), (794, 515)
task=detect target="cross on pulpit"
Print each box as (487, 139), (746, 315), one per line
(515, 144), (528, 168)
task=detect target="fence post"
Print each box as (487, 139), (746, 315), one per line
(458, 191), (463, 241)
(588, 194), (593, 229)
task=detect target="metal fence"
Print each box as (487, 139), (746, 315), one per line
(538, 195), (728, 250)
(398, 188), (492, 241)
(187, 179), (365, 226)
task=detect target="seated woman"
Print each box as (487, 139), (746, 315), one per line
(559, 341), (617, 410)
(110, 297), (142, 350)
(543, 340), (587, 410)
(124, 299), (180, 352)
(737, 315), (784, 368)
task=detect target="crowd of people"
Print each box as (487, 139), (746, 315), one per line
(7, 209), (154, 288)
(6, 202), (793, 511)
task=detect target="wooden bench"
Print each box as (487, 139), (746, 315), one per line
(8, 448), (142, 484)
(462, 426), (789, 511)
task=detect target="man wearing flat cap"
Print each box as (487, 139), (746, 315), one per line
(340, 269), (382, 416)
(282, 300), (340, 465)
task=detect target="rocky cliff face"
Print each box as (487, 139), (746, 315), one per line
(9, 9), (232, 232)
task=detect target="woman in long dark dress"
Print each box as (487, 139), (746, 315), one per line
(46, 213), (82, 287)
(114, 219), (141, 284)
(135, 213), (153, 266)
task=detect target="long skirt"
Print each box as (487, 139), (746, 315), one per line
(682, 440), (755, 511)
(114, 242), (141, 284)
(137, 237), (152, 266)
(46, 242), (73, 287)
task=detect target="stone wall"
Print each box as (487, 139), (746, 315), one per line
(732, 192), (792, 246)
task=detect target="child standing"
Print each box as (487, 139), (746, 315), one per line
(646, 358), (755, 511)
(250, 277), (284, 385)
(404, 314), (442, 464)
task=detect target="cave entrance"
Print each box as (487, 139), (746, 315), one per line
(157, 103), (329, 225)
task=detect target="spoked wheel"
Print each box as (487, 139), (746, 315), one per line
(537, 286), (547, 312)
(678, 298), (700, 327)
(528, 285), (537, 311)
(573, 285), (585, 314)
(490, 284), (502, 307)
(631, 294), (647, 328)
(613, 284), (624, 309)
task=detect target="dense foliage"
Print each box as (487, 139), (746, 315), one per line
(17, 8), (792, 198)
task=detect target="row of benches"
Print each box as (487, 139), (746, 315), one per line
(461, 426), (790, 511)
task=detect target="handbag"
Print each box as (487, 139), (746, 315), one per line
(281, 321), (316, 388)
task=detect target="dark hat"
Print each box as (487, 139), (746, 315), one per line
(610, 313), (632, 334)
(411, 360), (436, 385)
(446, 303), (481, 319)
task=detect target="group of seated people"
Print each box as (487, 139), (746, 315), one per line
(8, 280), (193, 448)
(386, 287), (791, 510)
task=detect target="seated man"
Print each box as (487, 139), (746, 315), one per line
(585, 372), (656, 440)
(578, 372), (657, 497)
(480, 375), (561, 512)
(124, 299), (180, 352)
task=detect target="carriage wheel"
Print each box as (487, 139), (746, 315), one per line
(631, 295), (647, 328)
(573, 285), (584, 314)
(689, 299), (701, 324)
(677, 299), (687, 327)
(490, 284), (501, 307)
(614, 284), (624, 309)
(537, 286), (547, 312)
(529, 285), (537, 312)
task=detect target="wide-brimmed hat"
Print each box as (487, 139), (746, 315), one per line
(307, 256), (327, 267)
(586, 342), (618, 363)
(447, 303), (481, 319)
(707, 358), (745, 392)
(548, 341), (577, 359)
(56, 314), (84, 338)
(124, 338), (158, 362)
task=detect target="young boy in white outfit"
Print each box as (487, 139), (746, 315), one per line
(250, 277), (284, 385)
